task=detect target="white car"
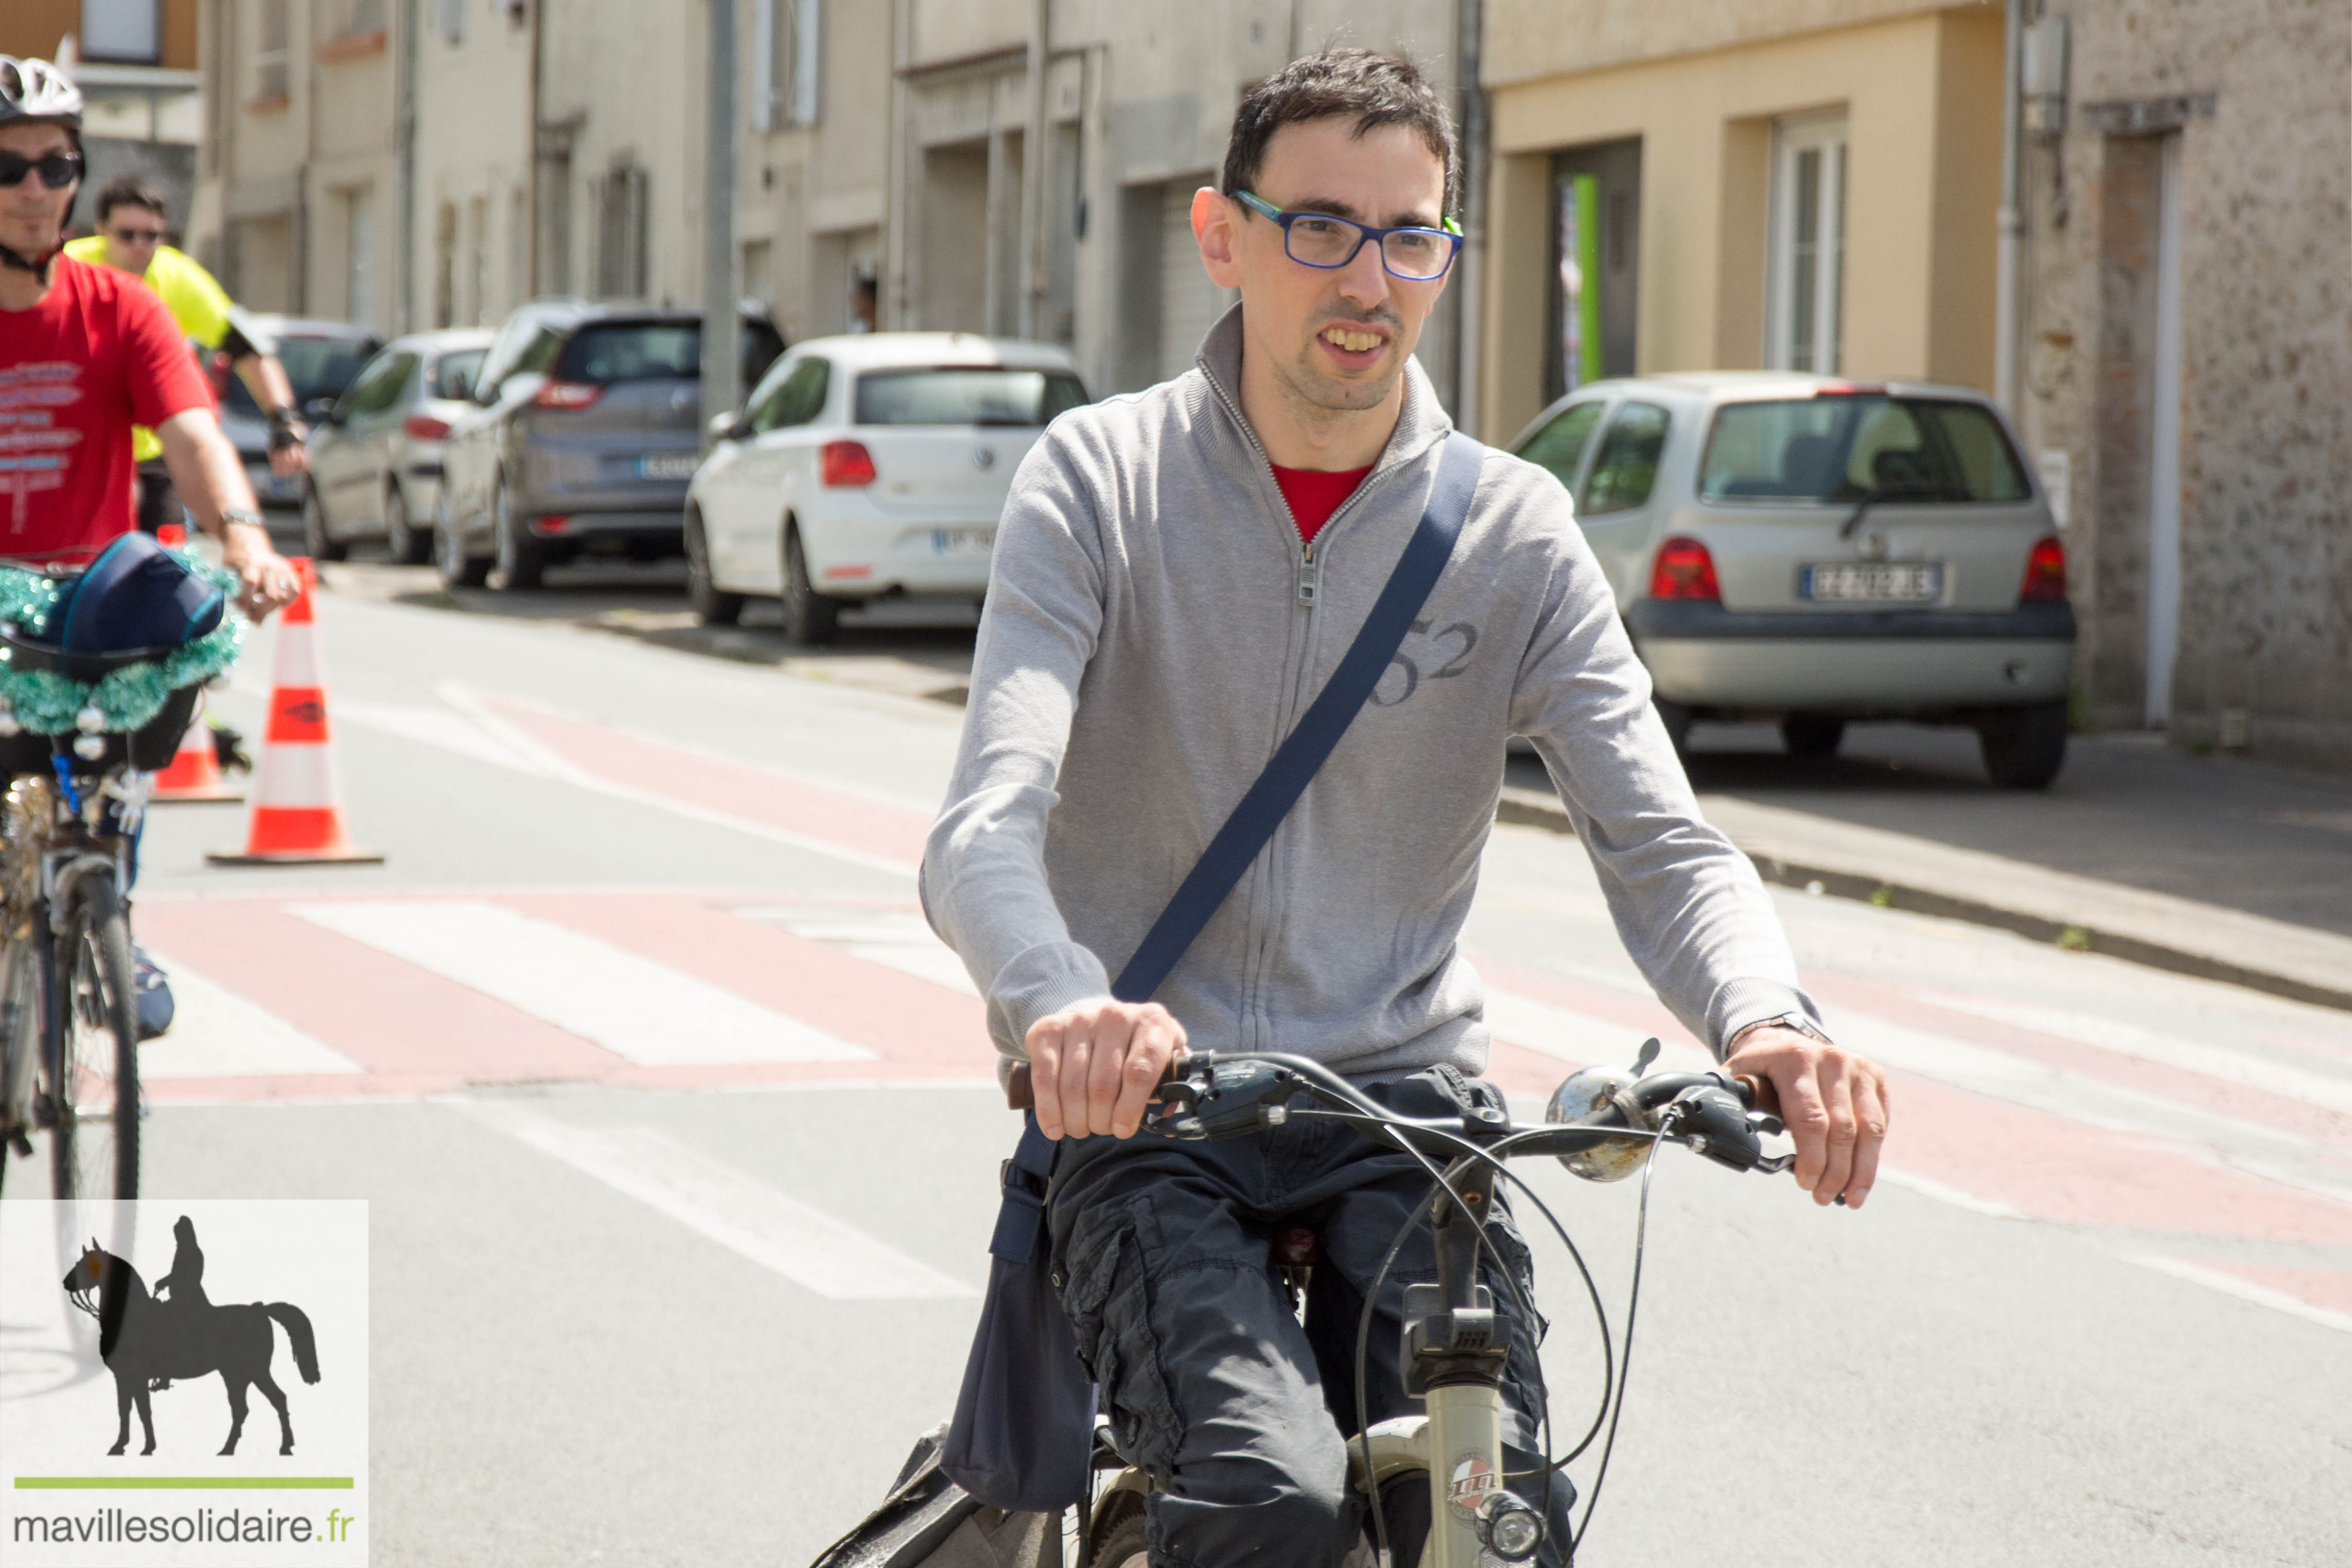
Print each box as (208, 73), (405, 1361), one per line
(301, 328), (494, 563)
(1510, 373), (2076, 787)
(685, 333), (1090, 643)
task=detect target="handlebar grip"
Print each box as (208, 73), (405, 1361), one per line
(1007, 1063), (1034, 1111)
(1734, 1073), (1777, 1116)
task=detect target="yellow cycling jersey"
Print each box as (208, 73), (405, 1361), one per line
(62, 238), (236, 463)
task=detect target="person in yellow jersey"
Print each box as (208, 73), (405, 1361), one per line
(65, 174), (310, 534)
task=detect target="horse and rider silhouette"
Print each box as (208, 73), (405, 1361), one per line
(59, 1215), (322, 1457)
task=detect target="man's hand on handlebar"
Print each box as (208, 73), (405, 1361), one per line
(1721, 1023), (1889, 1210)
(1022, 998), (1187, 1141)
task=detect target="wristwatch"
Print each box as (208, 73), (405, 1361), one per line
(220, 507), (266, 528)
(1730, 1011), (1834, 1049)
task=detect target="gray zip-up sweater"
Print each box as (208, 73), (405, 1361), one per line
(922, 306), (1818, 1079)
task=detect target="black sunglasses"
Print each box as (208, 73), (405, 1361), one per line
(0, 151), (83, 190)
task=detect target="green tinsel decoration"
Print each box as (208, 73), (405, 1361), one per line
(0, 550), (248, 736)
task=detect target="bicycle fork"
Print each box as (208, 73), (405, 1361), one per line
(1401, 1161), (1547, 1566)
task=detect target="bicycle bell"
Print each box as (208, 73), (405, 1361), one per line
(1543, 1036), (1660, 1182)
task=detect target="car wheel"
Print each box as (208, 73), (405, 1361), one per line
(300, 485), (346, 562)
(1653, 697), (1695, 756)
(434, 490), (489, 589)
(684, 510), (744, 627)
(1978, 701), (2069, 790)
(490, 482), (545, 592)
(1781, 715), (1846, 759)
(383, 484), (430, 566)
(780, 523), (841, 646)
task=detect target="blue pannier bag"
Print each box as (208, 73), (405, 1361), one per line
(47, 532), (225, 654)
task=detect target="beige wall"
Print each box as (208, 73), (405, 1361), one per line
(411, 1), (533, 329)
(1478, 6), (2001, 443)
(1483, 0), (1978, 86)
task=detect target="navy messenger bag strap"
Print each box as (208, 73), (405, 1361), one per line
(946, 430), (1484, 1514)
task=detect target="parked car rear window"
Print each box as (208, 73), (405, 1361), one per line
(552, 322), (786, 387)
(1581, 402), (1670, 516)
(223, 334), (374, 418)
(1516, 400), (1605, 490)
(432, 348), (486, 400)
(1700, 397), (2031, 504)
(853, 368), (1090, 427)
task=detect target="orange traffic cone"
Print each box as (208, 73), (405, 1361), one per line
(207, 558), (383, 866)
(151, 692), (242, 802)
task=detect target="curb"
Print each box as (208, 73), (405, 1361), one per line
(1495, 786), (2352, 1017)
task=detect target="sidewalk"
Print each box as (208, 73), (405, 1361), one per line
(1502, 723), (2352, 1013)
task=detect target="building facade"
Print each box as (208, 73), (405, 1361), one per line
(2010, 0), (2352, 765)
(4, 1), (205, 240)
(1475, 0), (2007, 447)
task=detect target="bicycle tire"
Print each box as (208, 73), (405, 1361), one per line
(47, 873), (139, 1203)
(1083, 1494), (1147, 1568)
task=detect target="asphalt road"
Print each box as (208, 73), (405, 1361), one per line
(1, 560), (2347, 1566)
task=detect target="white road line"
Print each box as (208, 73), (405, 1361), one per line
(1872, 1168), (2026, 1220)
(460, 1101), (972, 1300)
(136, 950), (364, 1078)
(287, 900), (874, 1066)
(1918, 991), (2352, 1119)
(2128, 1254), (2352, 1336)
(731, 905), (980, 998)
(332, 700), (557, 778)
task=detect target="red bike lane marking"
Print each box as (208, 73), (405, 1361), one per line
(135, 897), (626, 1089)
(1810, 970), (2352, 1155)
(472, 692), (934, 868)
(2195, 1261), (2352, 1319)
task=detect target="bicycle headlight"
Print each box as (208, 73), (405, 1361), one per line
(1476, 1490), (1544, 1561)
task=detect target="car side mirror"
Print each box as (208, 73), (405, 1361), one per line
(302, 394), (338, 423)
(708, 411), (744, 443)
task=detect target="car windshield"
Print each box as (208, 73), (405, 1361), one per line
(432, 348), (486, 400)
(1699, 396), (2031, 504)
(854, 367), (1090, 427)
(552, 321), (786, 387)
(223, 334), (374, 418)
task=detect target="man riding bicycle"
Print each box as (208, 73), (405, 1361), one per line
(0, 58), (300, 1026)
(65, 173), (313, 536)
(923, 51), (1891, 1564)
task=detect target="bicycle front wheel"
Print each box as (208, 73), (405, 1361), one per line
(46, 872), (139, 1202)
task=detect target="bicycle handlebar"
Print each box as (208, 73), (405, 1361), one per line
(1004, 1050), (1793, 1179)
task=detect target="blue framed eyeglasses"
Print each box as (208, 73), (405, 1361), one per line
(1234, 190), (1462, 281)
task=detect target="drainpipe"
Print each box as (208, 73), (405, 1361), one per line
(1017, 0), (1047, 340)
(1453, 0), (1486, 435)
(702, 0), (741, 446)
(528, 0), (545, 293)
(397, 0), (417, 332)
(1994, 0), (2025, 413)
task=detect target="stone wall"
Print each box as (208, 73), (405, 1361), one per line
(2018, 0), (2352, 766)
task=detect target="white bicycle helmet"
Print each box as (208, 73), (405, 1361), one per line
(0, 57), (85, 274)
(0, 56), (84, 131)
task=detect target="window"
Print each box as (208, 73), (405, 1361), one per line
(1698, 397), (2030, 504)
(1767, 113), (1846, 374)
(853, 368), (1091, 428)
(435, 0), (465, 45)
(346, 188), (376, 326)
(593, 164), (650, 300)
(336, 353), (416, 421)
(433, 202), (457, 328)
(82, 0), (162, 64)
(255, 0), (291, 103)
(1580, 402), (1670, 516)
(550, 321), (784, 390)
(431, 348), (486, 401)
(754, 0), (822, 131)
(343, 0), (388, 36)
(747, 357), (831, 433)
(226, 335), (376, 418)
(1515, 400), (1606, 491)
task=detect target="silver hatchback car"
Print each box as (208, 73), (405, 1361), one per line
(1511, 373), (2075, 787)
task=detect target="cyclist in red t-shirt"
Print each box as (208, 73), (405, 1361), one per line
(0, 57), (296, 610)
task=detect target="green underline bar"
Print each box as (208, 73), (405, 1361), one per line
(14, 1477), (355, 1490)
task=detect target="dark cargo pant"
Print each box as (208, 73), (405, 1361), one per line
(1048, 1065), (1576, 1567)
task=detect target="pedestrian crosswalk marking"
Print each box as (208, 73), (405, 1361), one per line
(730, 904), (979, 998)
(2128, 1253), (2352, 1336)
(287, 900), (875, 1066)
(1479, 986), (1708, 1071)
(459, 1100), (973, 1300)
(135, 950), (365, 1079)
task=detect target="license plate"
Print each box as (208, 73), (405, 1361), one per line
(637, 453), (700, 480)
(931, 527), (995, 555)
(1800, 562), (1945, 602)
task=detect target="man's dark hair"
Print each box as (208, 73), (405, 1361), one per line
(95, 174), (169, 224)
(1221, 49), (1458, 220)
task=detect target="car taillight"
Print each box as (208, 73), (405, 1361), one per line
(2020, 536), (2068, 603)
(533, 380), (603, 410)
(1647, 536), (1721, 601)
(206, 349), (233, 397)
(821, 439), (877, 487)
(403, 413), (452, 441)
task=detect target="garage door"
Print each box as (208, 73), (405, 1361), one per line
(1160, 179), (1235, 383)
